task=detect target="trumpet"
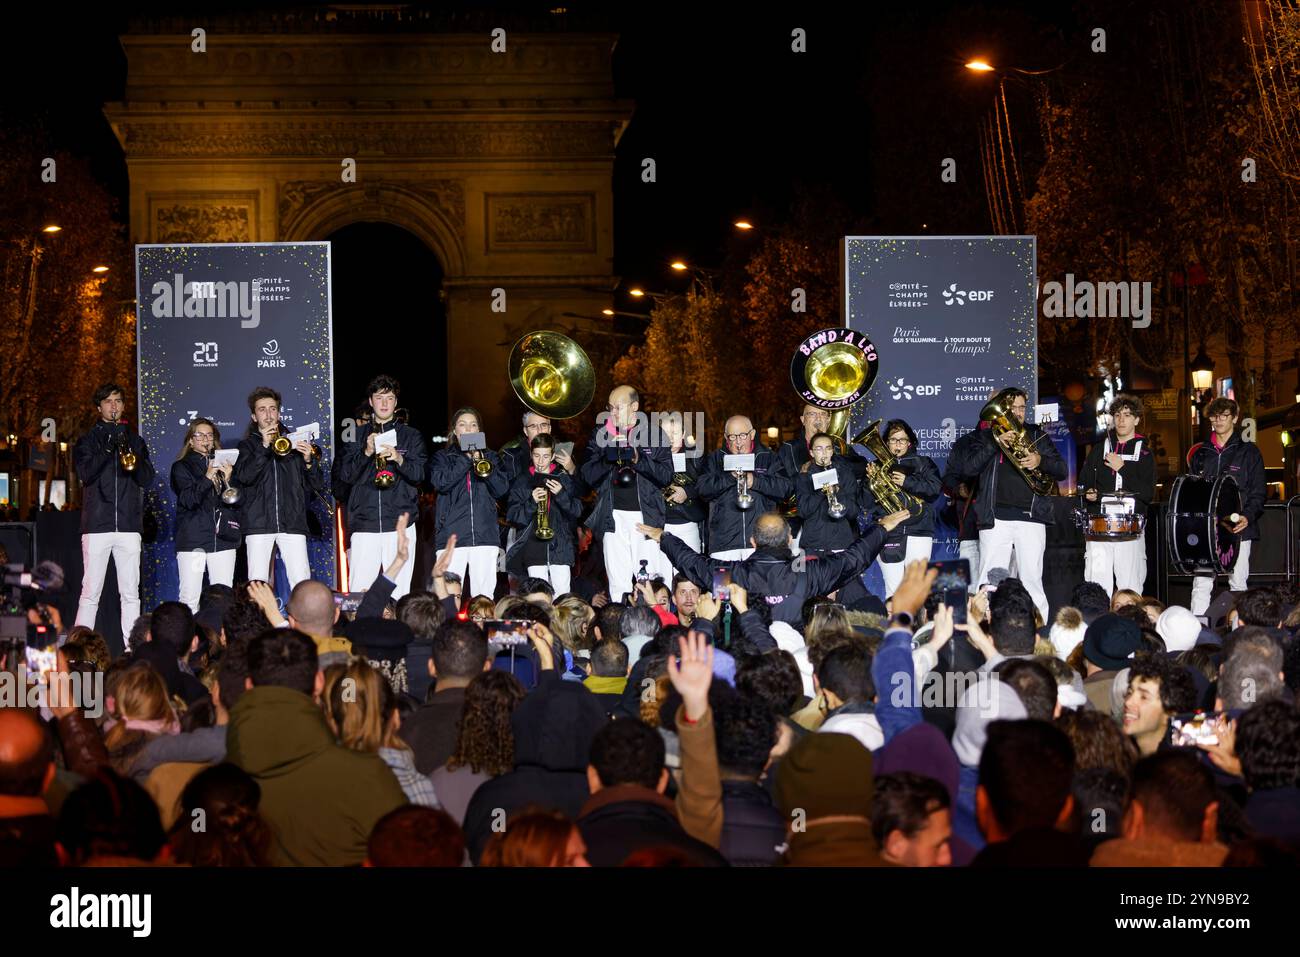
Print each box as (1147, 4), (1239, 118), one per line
(735, 471), (754, 510)
(208, 455), (241, 506)
(271, 432), (293, 456)
(469, 449), (493, 478)
(373, 453), (396, 489)
(802, 456), (847, 519)
(662, 470), (693, 503)
(534, 480), (554, 541)
(116, 428), (137, 472)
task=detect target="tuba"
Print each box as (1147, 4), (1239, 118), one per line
(979, 389), (1057, 496)
(851, 419), (922, 516)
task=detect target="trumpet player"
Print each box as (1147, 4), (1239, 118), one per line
(794, 431), (863, 555)
(170, 417), (238, 611)
(430, 406), (508, 598)
(505, 433), (581, 595)
(949, 387), (1066, 621)
(233, 386), (324, 589)
(74, 382), (155, 639)
(695, 415), (793, 561)
(340, 375), (427, 599)
(859, 420), (942, 598)
(657, 412), (705, 578)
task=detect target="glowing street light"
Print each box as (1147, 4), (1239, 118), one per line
(42, 224), (62, 233)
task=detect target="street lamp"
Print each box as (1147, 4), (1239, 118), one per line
(1190, 346), (1215, 392)
(733, 220), (754, 231)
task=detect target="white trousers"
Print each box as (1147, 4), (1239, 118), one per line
(76, 532), (141, 638)
(245, 533), (312, 589)
(711, 547), (755, 563)
(176, 548), (238, 612)
(1191, 539), (1252, 617)
(959, 539), (981, 591)
(978, 519), (1048, 621)
(437, 543), (500, 600)
(526, 564), (572, 596)
(350, 525), (419, 599)
(658, 521), (702, 580)
(604, 509), (666, 601)
(1085, 536), (1147, 598)
(878, 536), (935, 598)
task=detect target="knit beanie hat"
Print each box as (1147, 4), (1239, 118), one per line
(1082, 613), (1143, 671)
(1049, 606), (1087, 659)
(773, 732), (875, 820)
(1155, 606), (1202, 654)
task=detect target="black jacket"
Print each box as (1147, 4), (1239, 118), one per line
(720, 779), (787, 867)
(1187, 431), (1267, 542)
(504, 466), (583, 576)
(339, 419), (428, 534)
(429, 447), (509, 549)
(74, 420), (156, 535)
(695, 448), (793, 553)
(945, 422), (1067, 528)
(462, 674), (608, 863)
(1079, 431), (1156, 516)
(399, 686), (467, 776)
(579, 424), (673, 533)
(170, 450), (237, 553)
(664, 449), (708, 526)
(660, 524), (888, 627)
(577, 784), (728, 867)
(859, 450), (943, 536)
(232, 423), (326, 536)
(794, 454), (863, 552)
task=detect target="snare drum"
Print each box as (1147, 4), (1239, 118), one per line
(1083, 512), (1145, 542)
(1167, 474), (1241, 575)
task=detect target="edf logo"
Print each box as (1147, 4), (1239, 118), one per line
(916, 385), (942, 396)
(942, 283), (995, 305)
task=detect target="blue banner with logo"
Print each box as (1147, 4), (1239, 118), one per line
(843, 236), (1037, 577)
(136, 242), (335, 608)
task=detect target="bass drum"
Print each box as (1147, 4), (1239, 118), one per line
(1167, 475), (1242, 575)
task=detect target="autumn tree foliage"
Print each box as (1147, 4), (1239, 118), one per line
(0, 119), (134, 442)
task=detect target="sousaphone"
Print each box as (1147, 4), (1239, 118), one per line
(789, 327), (880, 449)
(508, 331), (596, 421)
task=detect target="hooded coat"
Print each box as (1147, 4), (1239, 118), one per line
(461, 675), (609, 863)
(225, 684), (407, 866)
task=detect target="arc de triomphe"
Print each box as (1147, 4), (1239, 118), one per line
(105, 15), (631, 439)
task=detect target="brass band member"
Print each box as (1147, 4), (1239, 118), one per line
(170, 417), (238, 611)
(948, 388), (1067, 621)
(658, 412), (706, 577)
(1079, 393), (1154, 597)
(233, 385), (324, 589)
(695, 415), (793, 560)
(74, 383), (155, 638)
(1186, 397), (1266, 617)
(430, 406), (509, 599)
(794, 431), (863, 555)
(505, 433), (582, 595)
(340, 375), (428, 600)
(859, 419), (942, 597)
(579, 385), (672, 600)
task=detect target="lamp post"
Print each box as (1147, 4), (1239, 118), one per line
(1190, 344), (1215, 444)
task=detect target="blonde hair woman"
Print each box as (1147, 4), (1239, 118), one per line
(104, 663), (180, 780)
(323, 660), (439, 807)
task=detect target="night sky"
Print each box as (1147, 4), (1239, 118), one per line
(2, 0), (1082, 426)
